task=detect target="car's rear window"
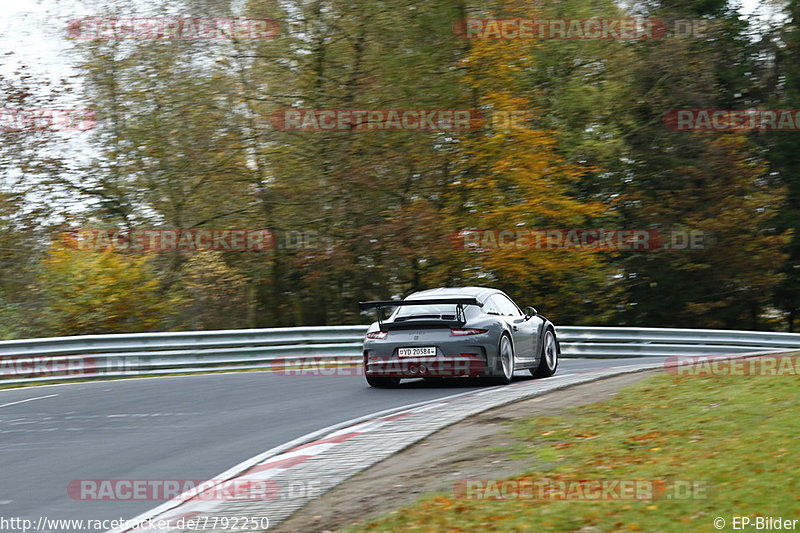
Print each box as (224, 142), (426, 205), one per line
(394, 303), (459, 319)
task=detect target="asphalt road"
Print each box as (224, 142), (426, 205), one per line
(0, 357), (665, 530)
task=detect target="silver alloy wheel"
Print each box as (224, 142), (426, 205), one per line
(500, 335), (514, 380)
(543, 330), (557, 371)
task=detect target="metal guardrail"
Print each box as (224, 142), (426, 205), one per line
(558, 326), (800, 357)
(1, 325), (799, 386)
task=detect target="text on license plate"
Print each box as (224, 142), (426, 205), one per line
(398, 347), (437, 357)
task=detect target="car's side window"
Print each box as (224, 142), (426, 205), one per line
(494, 294), (522, 316)
(483, 297), (501, 315)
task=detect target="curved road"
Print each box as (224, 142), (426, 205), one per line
(0, 358), (664, 530)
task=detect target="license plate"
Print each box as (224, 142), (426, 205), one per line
(398, 347), (437, 357)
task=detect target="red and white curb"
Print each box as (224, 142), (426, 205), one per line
(111, 351), (786, 532)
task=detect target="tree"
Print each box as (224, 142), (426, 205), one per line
(444, 1), (622, 324)
(36, 234), (180, 335)
(758, 0), (800, 330)
(614, 0), (789, 328)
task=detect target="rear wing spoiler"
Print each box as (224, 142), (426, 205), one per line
(358, 298), (483, 311)
(359, 297), (483, 330)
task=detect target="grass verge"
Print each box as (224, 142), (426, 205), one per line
(346, 366), (799, 532)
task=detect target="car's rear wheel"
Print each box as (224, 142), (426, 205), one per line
(531, 328), (558, 378)
(490, 334), (514, 385)
(366, 376), (401, 388)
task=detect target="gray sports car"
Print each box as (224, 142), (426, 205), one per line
(359, 287), (559, 388)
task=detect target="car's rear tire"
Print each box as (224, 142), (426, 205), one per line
(489, 334), (514, 385)
(366, 376), (401, 388)
(531, 328), (558, 378)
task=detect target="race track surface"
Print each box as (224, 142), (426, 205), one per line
(0, 358), (665, 527)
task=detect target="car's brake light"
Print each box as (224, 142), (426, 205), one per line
(366, 331), (388, 339)
(451, 328), (488, 336)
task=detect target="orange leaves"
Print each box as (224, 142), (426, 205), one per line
(626, 432), (663, 443)
(453, 13), (608, 249)
(445, 44), (620, 319)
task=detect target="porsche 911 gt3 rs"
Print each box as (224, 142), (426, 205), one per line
(359, 287), (559, 388)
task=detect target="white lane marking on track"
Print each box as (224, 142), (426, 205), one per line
(409, 402), (444, 413)
(0, 394), (58, 408)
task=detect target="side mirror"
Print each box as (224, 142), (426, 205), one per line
(524, 306), (538, 319)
